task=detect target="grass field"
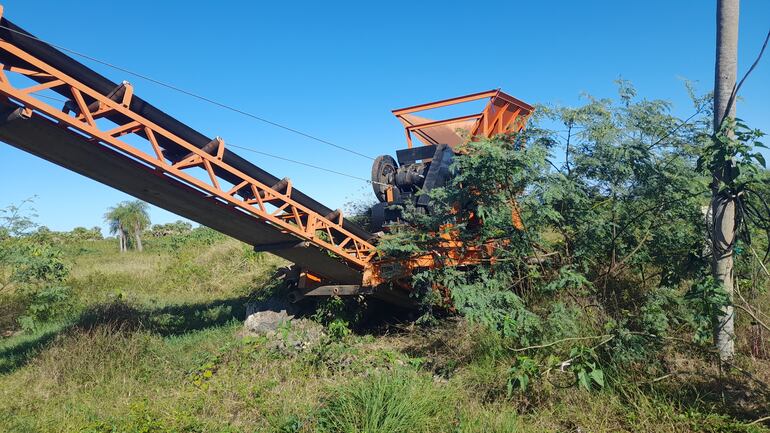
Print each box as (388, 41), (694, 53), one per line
(1, 234), (769, 432)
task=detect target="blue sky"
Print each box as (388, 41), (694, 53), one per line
(0, 0), (768, 232)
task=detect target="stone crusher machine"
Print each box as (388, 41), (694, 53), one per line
(0, 6), (534, 308)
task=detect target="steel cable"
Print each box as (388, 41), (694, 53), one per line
(227, 143), (387, 186)
(0, 24), (375, 161)
(0, 24), (385, 187)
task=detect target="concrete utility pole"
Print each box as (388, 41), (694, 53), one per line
(712, 0), (739, 362)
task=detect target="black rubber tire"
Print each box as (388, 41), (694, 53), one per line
(371, 155), (398, 202)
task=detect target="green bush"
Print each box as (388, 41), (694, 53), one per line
(0, 212), (72, 331)
(316, 370), (451, 433)
(17, 285), (74, 332)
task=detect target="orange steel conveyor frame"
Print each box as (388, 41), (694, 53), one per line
(0, 6), (375, 272)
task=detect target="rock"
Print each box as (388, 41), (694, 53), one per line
(242, 298), (325, 355)
(244, 309), (294, 334)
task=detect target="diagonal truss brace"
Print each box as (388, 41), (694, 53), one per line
(0, 39), (377, 268)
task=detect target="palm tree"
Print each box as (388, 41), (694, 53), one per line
(104, 200), (151, 252)
(104, 205), (128, 252)
(122, 201), (150, 252)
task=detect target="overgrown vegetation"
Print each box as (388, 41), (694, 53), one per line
(378, 81), (770, 422)
(1, 83), (769, 431)
(0, 207), (283, 359)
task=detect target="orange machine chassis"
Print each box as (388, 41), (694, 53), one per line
(362, 90), (534, 287)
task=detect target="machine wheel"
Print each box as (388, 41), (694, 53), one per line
(371, 155), (398, 202)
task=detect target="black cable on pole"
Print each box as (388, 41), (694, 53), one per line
(0, 24), (375, 161)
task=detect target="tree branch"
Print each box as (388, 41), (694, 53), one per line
(510, 334), (612, 352)
(734, 304), (770, 334)
(607, 228), (652, 277)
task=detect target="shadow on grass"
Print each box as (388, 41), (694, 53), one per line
(0, 287), (417, 376)
(0, 326), (62, 374)
(76, 295), (253, 335)
(650, 371), (770, 425)
(0, 293), (262, 375)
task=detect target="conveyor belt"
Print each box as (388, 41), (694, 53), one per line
(0, 102), (364, 284)
(0, 16), (373, 243)
(0, 16), (376, 285)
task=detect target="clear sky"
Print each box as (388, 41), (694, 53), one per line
(0, 0), (768, 232)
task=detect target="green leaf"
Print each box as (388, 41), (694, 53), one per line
(590, 369), (605, 388)
(578, 370), (591, 391)
(519, 374), (529, 391)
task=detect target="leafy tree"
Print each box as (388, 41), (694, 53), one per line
(104, 205), (128, 252)
(147, 220), (193, 238)
(68, 226), (103, 241)
(0, 197), (37, 238)
(104, 200), (151, 252)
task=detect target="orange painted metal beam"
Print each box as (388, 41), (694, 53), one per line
(405, 113), (483, 132)
(0, 39), (377, 269)
(392, 89), (500, 116)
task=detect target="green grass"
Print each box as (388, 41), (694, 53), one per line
(316, 370), (452, 433)
(1, 235), (769, 432)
